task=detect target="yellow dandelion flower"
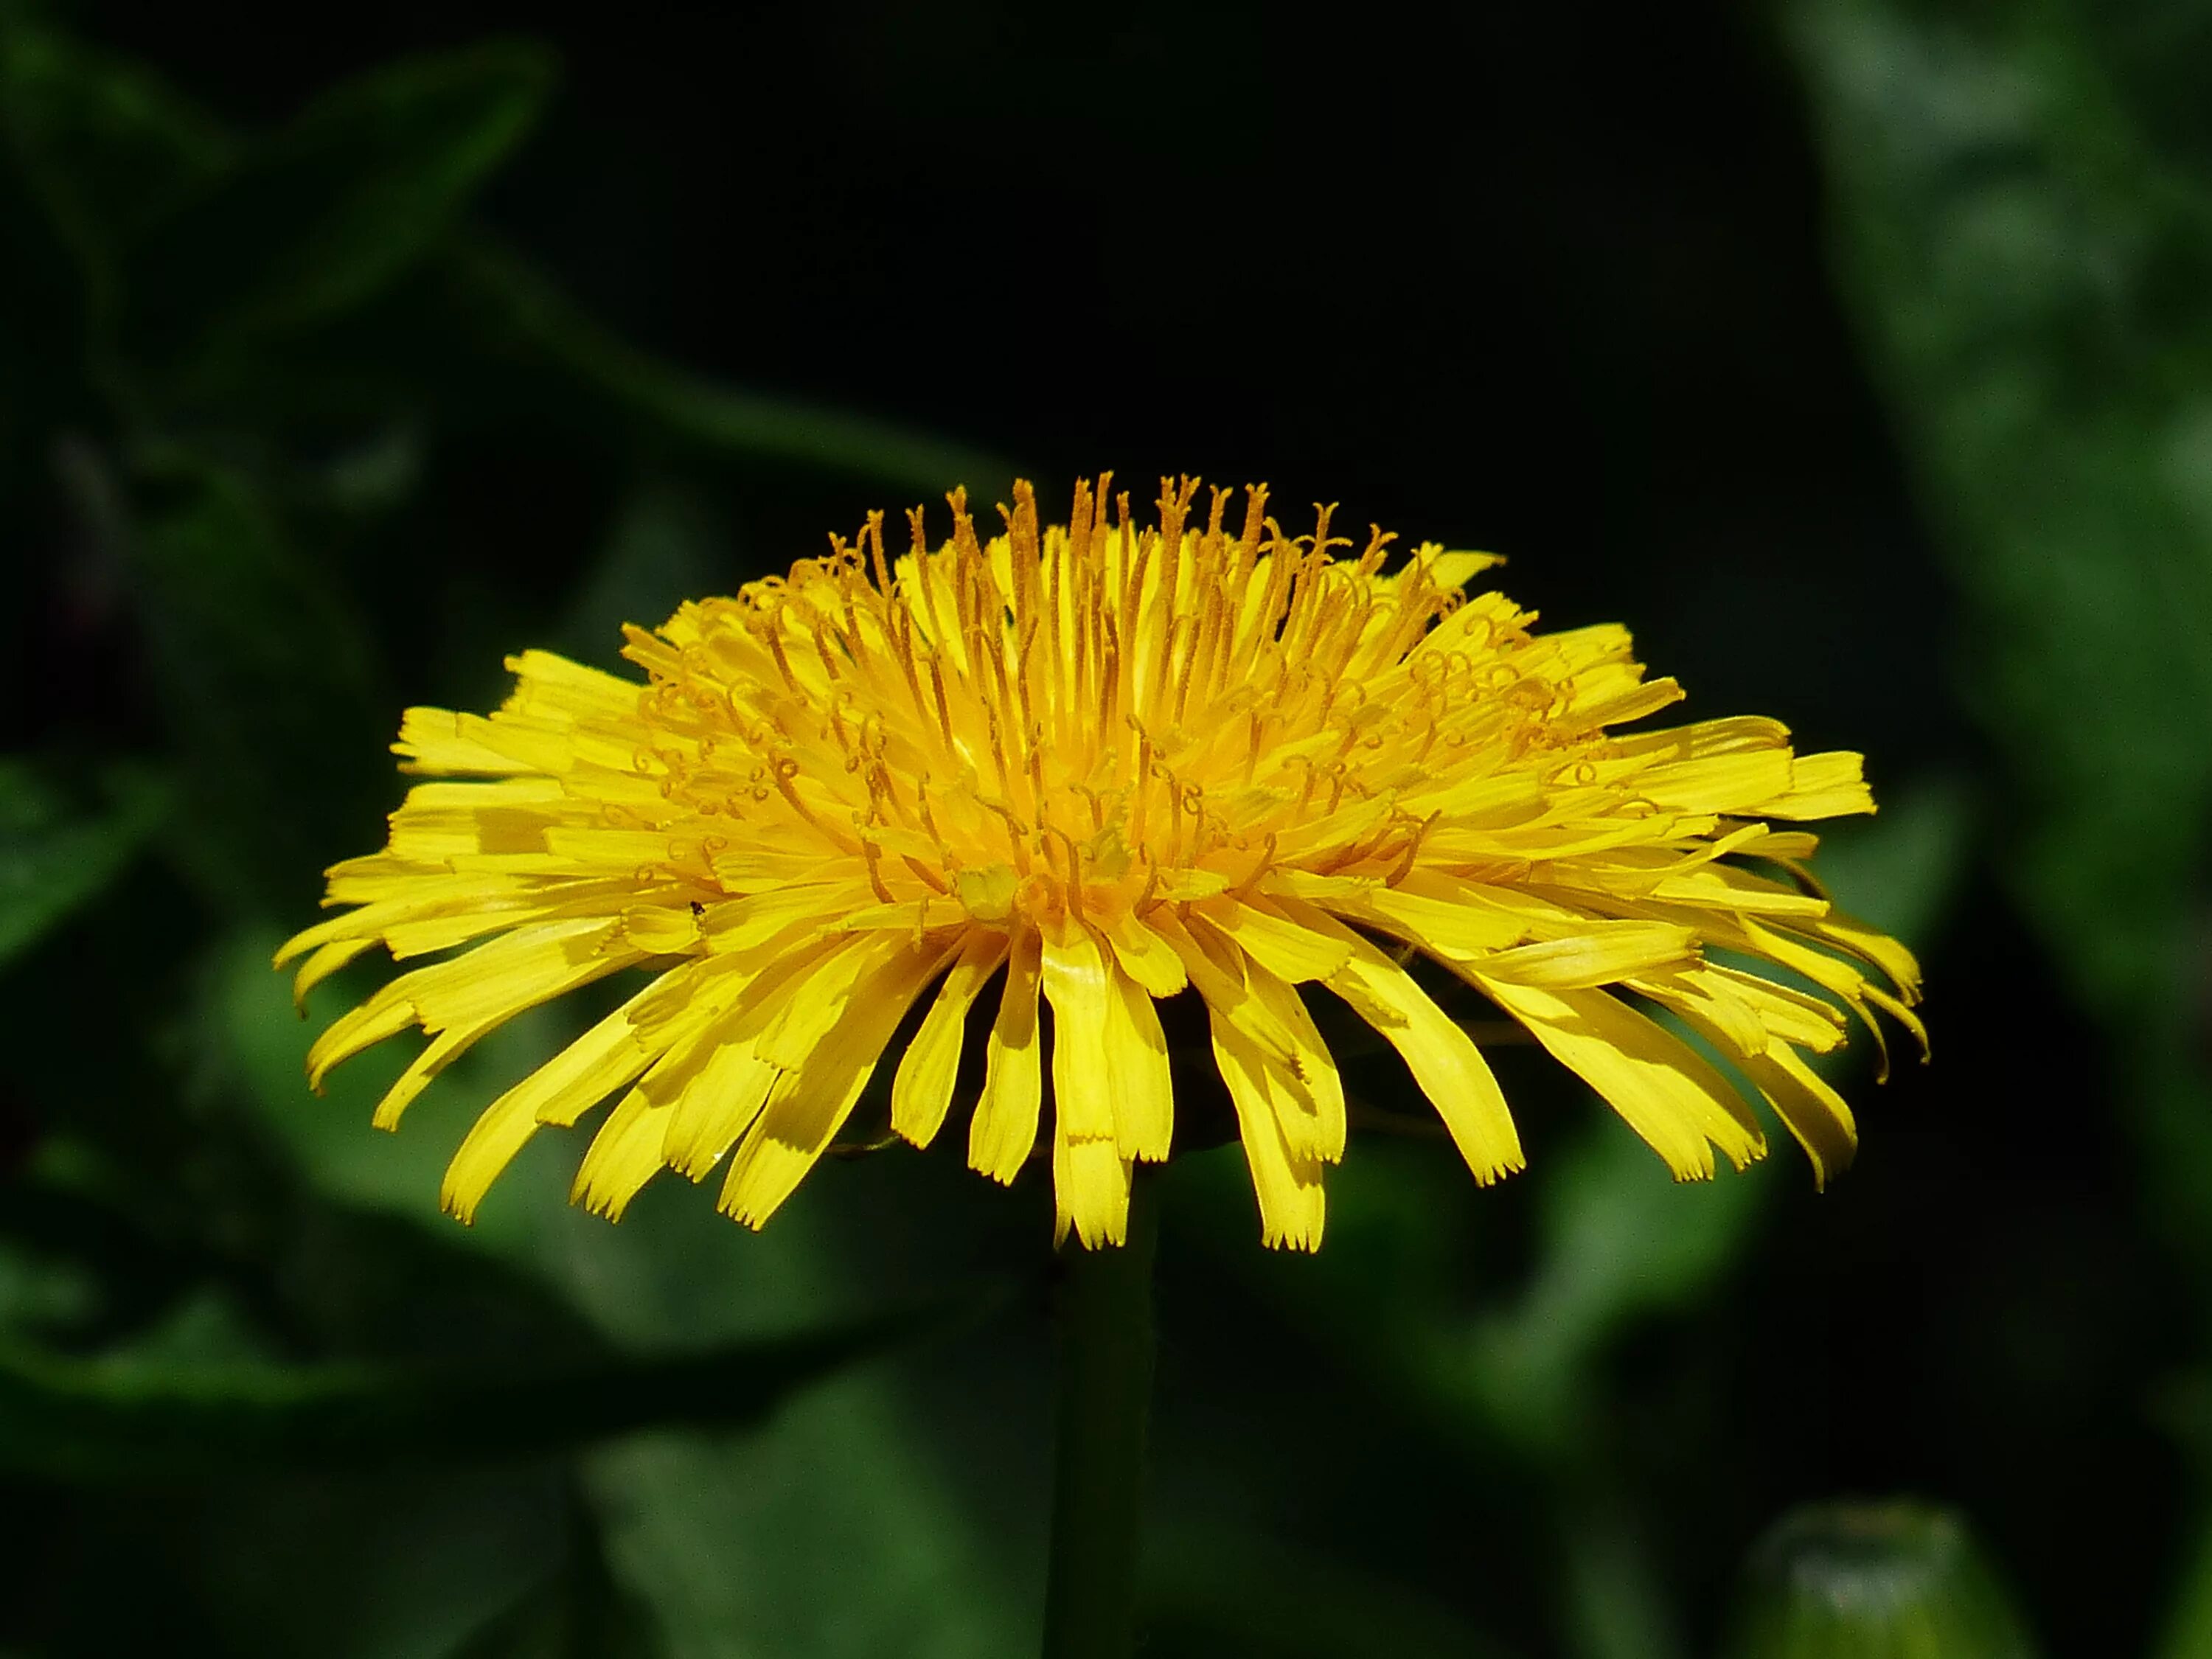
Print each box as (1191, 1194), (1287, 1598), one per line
(279, 476), (1924, 1251)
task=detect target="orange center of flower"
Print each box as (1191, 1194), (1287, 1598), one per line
(622, 476), (1554, 939)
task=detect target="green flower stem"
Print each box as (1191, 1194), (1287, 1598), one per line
(1041, 1170), (1164, 1659)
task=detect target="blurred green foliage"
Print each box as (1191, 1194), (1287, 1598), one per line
(0, 0), (2208, 1654)
(1792, 0), (2212, 1258)
(1790, 1), (2212, 1650)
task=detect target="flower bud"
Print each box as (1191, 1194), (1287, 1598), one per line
(1728, 1500), (2038, 1659)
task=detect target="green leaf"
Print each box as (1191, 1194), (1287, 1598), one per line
(0, 1293), (972, 1479)
(131, 42), (554, 359)
(0, 758), (167, 969)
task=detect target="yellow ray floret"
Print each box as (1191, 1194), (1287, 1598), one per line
(279, 476), (1924, 1251)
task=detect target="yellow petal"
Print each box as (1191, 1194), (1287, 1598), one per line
(1206, 1014), (1326, 1251)
(1632, 965), (1844, 1057)
(971, 927), (1044, 1183)
(645, 953), (819, 1175)
(1280, 897), (1523, 1184)
(1102, 910), (1186, 997)
(748, 933), (900, 1071)
(1809, 909), (1924, 1001)
(1262, 866), (1384, 904)
(439, 980), (663, 1222)
(1268, 796), (1399, 863)
(622, 902), (703, 954)
(1155, 867), (1230, 901)
(501, 650), (642, 720)
(711, 845), (869, 889)
(1861, 982), (1930, 1072)
(287, 936), (381, 1011)
(1647, 863), (1829, 917)
(1632, 748), (1795, 813)
(1624, 968), (1771, 1060)
(1464, 922), (1697, 990)
(1219, 947), (1344, 1164)
(385, 925), (637, 1133)
(274, 904), (382, 969)
(1040, 925), (1119, 1143)
(1051, 1120), (1133, 1250)
(1416, 549), (1501, 591)
(389, 797), (563, 863)
(1561, 663), (1683, 727)
(1402, 769), (1543, 821)
(310, 916), (645, 1097)
(1737, 1042), (1857, 1187)
(305, 995), (417, 1093)
(324, 917), (636, 1110)
(1736, 917), (1910, 1062)
(380, 881), (644, 959)
(891, 930), (1009, 1148)
(658, 1037), (779, 1181)
(1707, 964), (1848, 1051)
(1608, 714), (1791, 763)
(1149, 911), (1301, 1072)
(1629, 987), (1856, 1188)
(321, 857), (526, 905)
(700, 884), (861, 953)
(1477, 979), (1765, 1179)
(370, 1024), (479, 1132)
(1102, 960), (1174, 1161)
(628, 950), (776, 1068)
(406, 918), (635, 1034)
(1734, 916), (1871, 1004)
(1766, 751), (1874, 818)
(832, 897), (970, 934)
(1352, 875), (1528, 961)
(571, 1090), (674, 1220)
(393, 706), (531, 774)
(720, 938), (956, 1227)
(1200, 898), (1354, 983)
(436, 711), (591, 776)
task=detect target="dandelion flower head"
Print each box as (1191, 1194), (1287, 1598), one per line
(279, 476), (1924, 1250)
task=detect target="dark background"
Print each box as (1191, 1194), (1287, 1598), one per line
(4, 0), (2208, 1654)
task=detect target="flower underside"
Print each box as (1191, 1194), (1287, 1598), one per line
(279, 476), (1924, 1251)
